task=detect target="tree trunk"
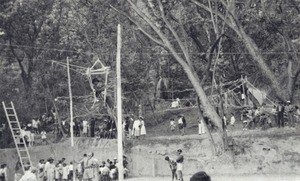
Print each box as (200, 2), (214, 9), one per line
(181, 61), (226, 153)
(235, 25), (287, 100)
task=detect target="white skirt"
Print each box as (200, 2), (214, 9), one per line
(140, 126), (146, 135)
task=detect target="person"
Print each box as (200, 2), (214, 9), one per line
(32, 119), (38, 134)
(68, 162), (74, 181)
(100, 162), (110, 181)
(296, 106), (300, 123)
(170, 119), (176, 132)
(277, 102), (285, 128)
(41, 130), (47, 145)
(19, 166), (37, 181)
(37, 159), (45, 181)
(82, 152), (95, 181)
(230, 113), (235, 129)
(54, 163), (61, 181)
(132, 117), (141, 139)
(165, 156), (177, 181)
(182, 115), (187, 135)
(286, 101), (295, 128)
(178, 115), (186, 136)
(82, 120), (89, 137)
(140, 117), (146, 138)
(253, 107), (260, 129)
(176, 149), (184, 181)
(190, 171), (211, 181)
(0, 164), (7, 181)
(44, 157), (55, 181)
(61, 163), (69, 181)
(20, 126), (29, 147)
(30, 130), (35, 147)
(198, 117), (205, 135)
(222, 115), (227, 131)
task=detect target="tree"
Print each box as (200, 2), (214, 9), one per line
(112, 0), (227, 154)
(191, 0), (300, 101)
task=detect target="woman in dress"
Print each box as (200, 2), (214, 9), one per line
(140, 117), (146, 138)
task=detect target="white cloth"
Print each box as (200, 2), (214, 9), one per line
(177, 163), (183, 171)
(62, 167), (69, 179)
(44, 162), (55, 181)
(132, 120), (141, 136)
(230, 116), (235, 125)
(20, 129), (26, 138)
(82, 120), (88, 133)
(178, 118), (183, 124)
(41, 131), (47, 139)
(32, 119), (38, 128)
(140, 120), (146, 135)
(19, 170), (37, 181)
(198, 120), (205, 134)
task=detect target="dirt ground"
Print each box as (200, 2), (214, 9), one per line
(127, 174), (300, 181)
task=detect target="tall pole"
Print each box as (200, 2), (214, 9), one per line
(67, 57), (75, 181)
(67, 57), (74, 147)
(116, 24), (124, 181)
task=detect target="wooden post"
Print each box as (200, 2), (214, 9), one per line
(67, 57), (74, 147)
(116, 24), (124, 181)
(67, 58), (76, 181)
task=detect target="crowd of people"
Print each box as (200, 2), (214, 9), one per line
(11, 153), (129, 181)
(196, 101), (300, 134)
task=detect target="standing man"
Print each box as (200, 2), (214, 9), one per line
(165, 156), (177, 181)
(82, 153), (95, 181)
(44, 157), (55, 181)
(286, 101), (295, 128)
(176, 149), (184, 181)
(277, 102), (285, 128)
(178, 115), (186, 136)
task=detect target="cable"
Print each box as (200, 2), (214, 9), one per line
(0, 43), (299, 55)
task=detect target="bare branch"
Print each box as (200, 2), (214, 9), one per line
(110, 5), (165, 47)
(157, 0), (192, 67)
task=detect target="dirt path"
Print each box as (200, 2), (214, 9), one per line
(144, 126), (300, 141)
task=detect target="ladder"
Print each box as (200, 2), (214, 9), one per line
(2, 101), (32, 173)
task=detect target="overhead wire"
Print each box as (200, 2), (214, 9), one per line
(0, 43), (299, 56)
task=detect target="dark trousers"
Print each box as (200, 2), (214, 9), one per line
(277, 113), (284, 128)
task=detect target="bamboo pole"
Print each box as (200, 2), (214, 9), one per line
(67, 58), (76, 181)
(116, 24), (124, 181)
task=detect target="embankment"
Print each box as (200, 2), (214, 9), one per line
(1, 133), (300, 180)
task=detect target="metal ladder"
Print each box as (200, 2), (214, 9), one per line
(2, 101), (32, 173)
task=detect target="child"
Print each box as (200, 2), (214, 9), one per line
(41, 130), (47, 145)
(62, 163), (69, 181)
(165, 156), (177, 181)
(30, 130), (35, 146)
(68, 162), (74, 181)
(54, 163), (60, 181)
(170, 119), (176, 132)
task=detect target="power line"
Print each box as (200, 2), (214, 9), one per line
(0, 43), (299, 57)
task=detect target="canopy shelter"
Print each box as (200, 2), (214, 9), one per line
(153, 77), (277, 113)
